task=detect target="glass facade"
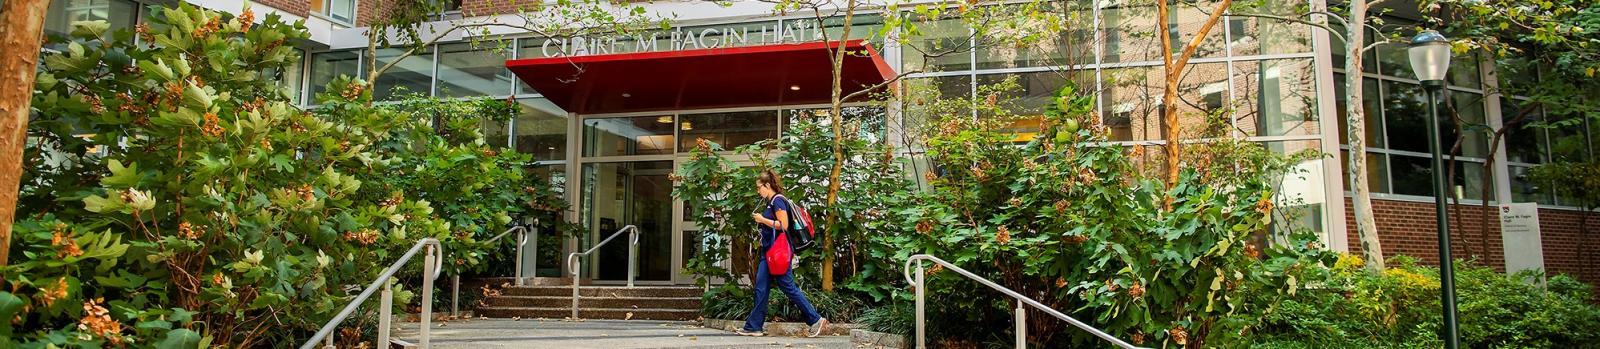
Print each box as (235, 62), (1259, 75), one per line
(43, 0), (138, 40)
(281, 5), (1598, 280)
(1332, 14), (1596, 206)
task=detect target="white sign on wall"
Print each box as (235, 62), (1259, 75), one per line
(1499, 202), (1545, 274)
(536, 20), (833, 58)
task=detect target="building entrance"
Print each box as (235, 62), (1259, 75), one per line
(505, 40), (894, 285)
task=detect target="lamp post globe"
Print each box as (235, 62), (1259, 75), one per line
(1409, 30), (1453, 85)
(1409, 29), (1460, 349)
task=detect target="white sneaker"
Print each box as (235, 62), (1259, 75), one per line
(735, 328), (766, 337)
(807, 318), (829, 337)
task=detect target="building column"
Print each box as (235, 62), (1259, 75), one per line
(1308, 0), (1350, 252)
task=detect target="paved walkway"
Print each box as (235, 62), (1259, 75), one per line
(396, 319), (857, 349)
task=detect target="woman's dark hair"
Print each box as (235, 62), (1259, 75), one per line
(757, 169), (785, 195)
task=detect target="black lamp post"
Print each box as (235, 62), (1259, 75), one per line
(1408, 29), (1461, 349)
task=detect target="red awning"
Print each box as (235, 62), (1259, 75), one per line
(506, 40), (895, 114)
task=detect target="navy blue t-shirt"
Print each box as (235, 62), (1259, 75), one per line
(760, 195), (793, 250)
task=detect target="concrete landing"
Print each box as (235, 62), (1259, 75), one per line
(395, 318), (860, 349)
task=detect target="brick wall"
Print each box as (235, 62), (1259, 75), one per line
(354, 0), (401, 27)
(348, 0), (533, 27)
(1536, 209), (1600, 286)
(1343, 197), (1600, 286)
(458, 0), (530, 17)
(257, 0), (311, 17)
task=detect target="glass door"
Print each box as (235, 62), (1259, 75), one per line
(580, 161), (675, 282)
(578, 114), (678, 283)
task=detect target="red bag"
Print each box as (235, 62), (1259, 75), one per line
(765, 231), (793, 275)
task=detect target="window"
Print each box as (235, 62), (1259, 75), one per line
(44, 0), (137, 40)
(1266, 140), (1326, 236)
(1099, 0), (1160, 64)
(1227, 0), (1312, 56)
(282, 49), (306, 104)
(974, 1), (1090, 69)
(1101, 66), (1163, 141)
(1327, 22), (1380, 74)
(513, 98), (569, 161)
(785, 107), (888, 144)
(900, 16), (973, 73)
(1234, 59), (1319, 137)
(308, 51), (360, 103)
(1334, 74), (1384, 147)
(976, 71), (1070, 118)
(313, 0), (356, 24)
(583, 116), (675, 156)
(901, 75), (973, 143)
(437, 42), (513, 97)
(371, 47), (434, 101)
(1100, 63), (1230, 141)
(677, 111), (779, 152)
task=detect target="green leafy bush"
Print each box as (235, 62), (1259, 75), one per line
(1253, 255), (1600, 348)
(676, 79), (1334, 347)
(673, 113), (910, 296)
(862, 80), (1335, 348)
(5, 4), (554, 347)
(855, 300), (914, 337)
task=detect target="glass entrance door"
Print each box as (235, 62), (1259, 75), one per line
(580, 161), (675, 282)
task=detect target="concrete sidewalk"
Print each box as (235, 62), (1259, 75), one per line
(395, 318), (859, 349)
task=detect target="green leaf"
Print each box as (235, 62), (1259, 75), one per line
(83, 194), (122, 213)
(0, 292), (23, 335)
(155, 329), (203, 349)
(102, 159), (143, 188)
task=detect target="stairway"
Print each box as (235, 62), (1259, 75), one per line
(476, 282), (704, 321)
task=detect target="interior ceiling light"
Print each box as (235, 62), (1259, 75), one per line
(681, 122), (694, 131)
(656, 116), (672, 124)
(789, 85), (801, 91)
(622, 92), (632, 98)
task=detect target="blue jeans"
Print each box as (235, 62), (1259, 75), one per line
(742, 259), (822, 331)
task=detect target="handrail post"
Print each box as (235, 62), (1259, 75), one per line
(571, 254), (580, 320)
(422, 244), (436, 349)
(530, 220), (538, 282)
(915, 261), (926, 349)
(515, 228), (526, 287)
(627, 228), (638, 288)
(378, 282), (393, 347)
(451, 275), (460, 318)
(1015, 301), (1026, 349)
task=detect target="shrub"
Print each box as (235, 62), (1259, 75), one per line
(866, 80), (1335, 348)
(856, 302), (914, 337)
(4, 4), (553, 347)
(673, 112), (911, 302)
(1252, 255), (1600, 348)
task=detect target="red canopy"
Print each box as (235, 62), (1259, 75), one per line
(506, 40), (895, 114)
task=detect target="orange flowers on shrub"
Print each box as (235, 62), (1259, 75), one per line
(201, 112), (224, 137)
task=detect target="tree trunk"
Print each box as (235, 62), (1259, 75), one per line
(820, 0), (857, 293)
(1157, 0), (1231, 210)
(1157, 0), (1178, 199)
(1344, 0), (1386, 272)
(0, 0), (54, 267)
(1479, 103), (1537, 266)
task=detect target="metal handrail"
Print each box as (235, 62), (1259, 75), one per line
(903, 254), (1146, 349)
(301, 238), (442, 349)
(566, 225), (639, 319)
(483, 222), (536, 286)
(448, 223), (537, 317)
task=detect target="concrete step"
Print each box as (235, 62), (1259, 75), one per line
(480, 295), (702, 309)
(498, 285), (704, 298)
(475, 306), (701, 321)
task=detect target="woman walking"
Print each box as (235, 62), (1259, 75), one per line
(737, 169), (828, 337)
